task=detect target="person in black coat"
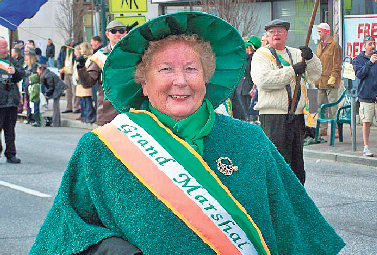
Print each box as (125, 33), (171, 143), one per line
(46, 39), (55, 67)
(37, 65), (68, 127)
(11, 47), (24, 68)
(232, 35), (261, 121)
(0, 37), (25, 163)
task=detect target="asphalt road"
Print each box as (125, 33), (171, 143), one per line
(0, 122), (376, 254)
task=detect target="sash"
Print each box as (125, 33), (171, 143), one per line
(259, 49), (315, 126)
(0, 59), (10, 72)
(89, 48), (108, 69)
(215, 98), (233, 117)
(92, 110), (270, 255)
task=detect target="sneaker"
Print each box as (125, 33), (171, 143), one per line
(32, 122), (41, 127)
(23, 120), (31, 124)
(7, 156), (21, 164)
(363, 147), (374, 157)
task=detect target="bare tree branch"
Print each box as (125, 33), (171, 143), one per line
(55, 0), (74, 40)
(193, 0), (260, 37)
(55, 0), (86, 42)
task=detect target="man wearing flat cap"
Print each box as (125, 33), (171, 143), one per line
(315, 23), (342, 137)
(251, 19), (322, 185)
(77, 20), (127, 126)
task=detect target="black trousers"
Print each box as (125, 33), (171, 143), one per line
(260, 114), (306, 185)
(80, 237), (142, 255)
(0, 107), (18, 159)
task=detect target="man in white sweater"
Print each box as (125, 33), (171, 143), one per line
(250, 19), (322, 185)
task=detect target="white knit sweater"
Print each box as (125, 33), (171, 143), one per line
(250, 46), (322, 115)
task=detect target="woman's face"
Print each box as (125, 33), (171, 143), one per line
(36, 67), (42, 76)
(141, 40), (206, 121)
(74, 49), (80, 57)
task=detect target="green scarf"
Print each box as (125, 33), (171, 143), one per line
(149, 98), (215, 156)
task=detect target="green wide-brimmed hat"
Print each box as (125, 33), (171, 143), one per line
(102, 12), (246, 113)
(248, 35), (261, 50)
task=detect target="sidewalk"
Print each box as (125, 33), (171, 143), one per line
(18, 97), (98, 130)
(304, 124), (377, 167)
(18, 98), (377, 168)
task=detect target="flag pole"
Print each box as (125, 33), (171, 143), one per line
(6, 28), (13, 85)
(8, 28), (13, 66)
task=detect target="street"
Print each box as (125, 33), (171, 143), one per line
(0, 122), (376, 254)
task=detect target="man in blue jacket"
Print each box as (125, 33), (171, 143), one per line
(352, 35), (377, 157)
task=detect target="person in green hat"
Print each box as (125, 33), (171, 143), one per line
(30, 12), (344, 254)
(232, 35), (261, 121)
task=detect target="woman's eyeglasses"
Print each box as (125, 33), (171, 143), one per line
(109, 28), (126, 34)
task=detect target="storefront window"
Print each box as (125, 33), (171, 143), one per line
(343, 0), (377, 58)
(344, 0), (377, 15)
(273, 0), (320, 49)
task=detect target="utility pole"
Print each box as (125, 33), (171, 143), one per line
(101, 0), (107, 45)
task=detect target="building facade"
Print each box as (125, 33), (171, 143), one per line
(9, 0), (377, 60)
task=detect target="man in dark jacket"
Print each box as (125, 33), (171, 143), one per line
(0, 37), (25, 163)
(352, 35), (377, 157)
(37, 65), (68, 127)
(46, 39), (55, 67)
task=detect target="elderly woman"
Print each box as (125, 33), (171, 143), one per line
(30, 13), (345, 255)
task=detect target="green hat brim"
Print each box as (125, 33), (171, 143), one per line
(245, 41), (253, 47)
(102, 12), (246, 113)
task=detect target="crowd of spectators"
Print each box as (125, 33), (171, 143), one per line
(10, 36), (105, 128)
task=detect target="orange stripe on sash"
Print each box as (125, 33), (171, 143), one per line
(0, 63), (9, 71)
(94, 123), (241, 254)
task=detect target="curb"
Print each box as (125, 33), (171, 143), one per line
(17, 114), (97, 130)
(304, 149), (377, 168)
(61, 119), (97, 129)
